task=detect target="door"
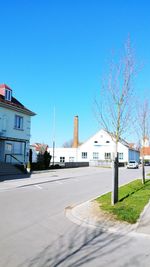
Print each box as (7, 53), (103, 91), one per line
(0, 141), (5, 162)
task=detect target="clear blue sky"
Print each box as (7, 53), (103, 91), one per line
(0, 0), (150, 147)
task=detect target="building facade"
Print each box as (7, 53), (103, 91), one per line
(49, 129), (140, 166)
(0, 84), (35, 165)
(140, 137), (150, 161)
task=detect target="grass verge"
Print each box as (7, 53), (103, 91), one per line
(96, 179), (150, 224)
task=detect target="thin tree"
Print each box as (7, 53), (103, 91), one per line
(137, 100), (150, 184)
(95, 38), (136, 205)
(63, 139), (73, 148)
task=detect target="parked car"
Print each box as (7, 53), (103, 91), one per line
(144, 161), (150, 166)
(127, 160), (139, 169)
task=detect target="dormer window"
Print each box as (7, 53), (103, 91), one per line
(5, 89), (12, 101)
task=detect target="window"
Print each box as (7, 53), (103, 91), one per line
(105, 153), (111, 160)
(60, 157), (65, 162)
(82, 152), (87, 159)
(69, 157), (75, 162)
(93, 152), (99, 160)
(14, 115), (23, 130)
(119, 153), (123, 160)
(5, 143), (12, 152)
(13, 142), (23, 154)
(5, 89), (12, 101)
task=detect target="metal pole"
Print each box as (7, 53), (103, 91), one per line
(112, 153), (119, 205)
(52, 140), (55, 166)
(52, 107), (56, 166)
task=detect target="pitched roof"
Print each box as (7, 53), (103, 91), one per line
(0, 85), (36, 116)
(140, 147), (150, 156)
(0, 84), (12, 90)
(78, 129), (139, 151)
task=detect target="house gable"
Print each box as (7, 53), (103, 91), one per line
(0, 84), (36, 116)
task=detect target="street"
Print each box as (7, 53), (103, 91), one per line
(0, 166), (150, 267)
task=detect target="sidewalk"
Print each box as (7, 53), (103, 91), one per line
(65, 199), (150, 237)
(0, 170), (58, 191)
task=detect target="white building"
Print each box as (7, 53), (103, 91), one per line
(48, 117), (140, 167)
(0, 84), (35, 165)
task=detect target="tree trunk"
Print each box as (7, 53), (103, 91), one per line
(112, 154), (119, 205)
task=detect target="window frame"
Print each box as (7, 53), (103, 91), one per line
(93, 152), (99, 160)
(60, 156), (65, 163)
(118, 152), (123, 160)
(5, 89), (12, 101)
(104, 152), (111, 160)
(14, 115), (23, 130)
(81, 152), (87, 159)
(69, 157), (75, 162)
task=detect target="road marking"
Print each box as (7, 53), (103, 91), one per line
(34, 185), (42, 189)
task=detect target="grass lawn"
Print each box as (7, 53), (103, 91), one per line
(96, 179), (150, 224)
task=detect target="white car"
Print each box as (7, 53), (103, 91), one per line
(127, 160), (139, 169)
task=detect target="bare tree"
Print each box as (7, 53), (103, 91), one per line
(137, 100), (150, 184)
(63, 139), (73, 148)
(95, 38), (136, 205)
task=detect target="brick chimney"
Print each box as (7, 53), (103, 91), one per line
(72, 115), (79, 148)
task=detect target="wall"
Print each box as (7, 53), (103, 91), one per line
(0, 106), (31, 140)
(48, 130), (133, 164)
(0, 106), (31, 163)
(129, 149), (140, 162)
(47, 147), (78, 163)
(77, 130), (129, 163)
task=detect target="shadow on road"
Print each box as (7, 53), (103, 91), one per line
(0, 173), (31, 182)
(18, 225), (132, 267)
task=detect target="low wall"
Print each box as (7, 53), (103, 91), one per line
(65, 162), (89, 168)
(52, 162), (89, 168)
(90, 160), (112, 167)
(89, 160), (125, 167)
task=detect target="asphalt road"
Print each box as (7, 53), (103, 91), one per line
(0, 166), (150, 267)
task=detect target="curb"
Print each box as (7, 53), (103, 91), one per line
(65, 200), (150, 238)
(65, 200), (137, 234)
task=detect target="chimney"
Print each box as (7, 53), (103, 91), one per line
(72, 116), (79, 148)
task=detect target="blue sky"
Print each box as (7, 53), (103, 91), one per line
(0, 0), (150, 147)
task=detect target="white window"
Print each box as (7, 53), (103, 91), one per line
(69, 157), (75, 162)
(5, 89), (12, 101)
(82, 152), (87, 159)
(93, 152), (99, 160)
(60, 157), (65, 162)
(105, 152), (111, 160)
(14, 115), (23, 130)
(119, 153), (123, 160)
